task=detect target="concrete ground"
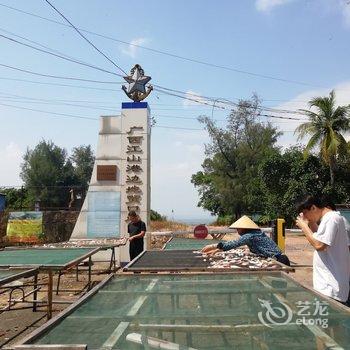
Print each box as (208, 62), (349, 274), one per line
(0, 234), (314, 349)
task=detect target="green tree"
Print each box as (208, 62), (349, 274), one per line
(20, 140), (77, 208)
(295, 90), (350, 186)
(258, 146), (350, 225)
(192, 96), (281, 219)
(70, 145), (95, 190)
(0, 187), (30, 210)
(150, 209), (166, 221)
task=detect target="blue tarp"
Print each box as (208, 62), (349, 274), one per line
(0, 194), (5, 212)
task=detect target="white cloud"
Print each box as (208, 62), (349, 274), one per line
(268, 81), (350, 148)
(255, 0), (293, 12)
(183, 90), (207, 108)
(0, 142), (23, 186)
(310, 0), (350, 28)
(339, 1), (350, 27)
(121, 37), (149, 58)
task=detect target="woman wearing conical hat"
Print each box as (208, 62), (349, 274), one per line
(201, 215), (290, 266)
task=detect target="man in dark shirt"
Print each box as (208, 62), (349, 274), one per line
(128, 211), (146, 261)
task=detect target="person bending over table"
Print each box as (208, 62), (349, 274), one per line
(201, 215), (290, 266)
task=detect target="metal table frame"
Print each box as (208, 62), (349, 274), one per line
(0, 268), (40, 314)
(0, 247), (100, 319)
(15, 271), (350, 350)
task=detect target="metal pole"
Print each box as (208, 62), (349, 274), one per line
(47, 270), (53, 320)
(20, 185), (24, 211)
(88, 256), (92, 289)
(32, 273), (38, 312)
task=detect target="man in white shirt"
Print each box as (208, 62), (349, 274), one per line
(296, 196), (350, 305)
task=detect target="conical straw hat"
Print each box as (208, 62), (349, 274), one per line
(229, 215), (259, 229)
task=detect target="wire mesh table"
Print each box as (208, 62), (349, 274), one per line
(16, 272), (350, 349)
(124, 250), (294, 273)
(163, 237), (220, 251)
(0, 247), (100, 319)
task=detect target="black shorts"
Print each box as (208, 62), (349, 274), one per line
(129, 240), (144, 261)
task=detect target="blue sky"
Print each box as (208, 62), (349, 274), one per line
(1, 0), (350, 222)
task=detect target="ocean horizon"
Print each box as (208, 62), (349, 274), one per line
(176, 218), (215, 225)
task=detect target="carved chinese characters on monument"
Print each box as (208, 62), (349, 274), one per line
(97, 165), (117, 181)
(126, 186), (142, 194)
(127, 136), (143, 144)
(127, 195), (141, 204)
(127, 155), (141, 162)
(127, 145), (142, 153)
(126, 175), (142, 184)
(126, 165), (142, 173)
(125, 126), (144, 215)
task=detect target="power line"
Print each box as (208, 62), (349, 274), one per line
(0, 2), (322, 88)
(0, 97), (118, 112)
(154, 85), (308, 116)
(154, 125), (203, 131)
(0, 27), (87, 63)
(43, 0), (127, 75)
(0, 63), (123, 84)
(0, 102), (302, 132)
(0, 18), (317, 113)
(0, 77), (123, 92)
(258, 113), (307, 121)
(0, 102), (98, 121)
(0, 90), (117, 105)
(0, 33), (123, 78)
(153, 87), (307, 120)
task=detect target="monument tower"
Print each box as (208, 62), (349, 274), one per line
(71, 64), (152, 264)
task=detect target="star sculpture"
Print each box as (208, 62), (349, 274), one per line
(122, 64), (153, 102)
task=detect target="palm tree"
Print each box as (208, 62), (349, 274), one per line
(295, 90), (350, 186)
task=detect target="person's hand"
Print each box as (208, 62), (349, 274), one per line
(295, 213), (309, 231)
(128, 236), (134, 242)
(206, 248), (220, 256)
(201, 244), (218, 254)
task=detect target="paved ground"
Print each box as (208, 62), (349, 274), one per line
(0, 234), (314, 349)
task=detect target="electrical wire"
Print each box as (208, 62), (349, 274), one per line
(43, 0), (127, 75)
(0, 2), (323, 88)
(154, 85), (308, 116)
(0, 63), (123, 84)
(153, 87), (307, 120)
(0, 102), (98, 120)
(0, 33), (123, 77)
(0, 76), (123, 92)
(0, 97), (118, 112)
(0, 22), (314, 114)
(0, 27), (89, 63)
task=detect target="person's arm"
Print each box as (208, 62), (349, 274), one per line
(129, 231), (145, 240)
(201, 244), (220, 254)
(202, 234), (253, 254)
(295, 215), (328, 251)
(217, 234), (252, 251)
(129, 222), (146, 241)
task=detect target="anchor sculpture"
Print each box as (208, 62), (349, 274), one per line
(122, 64), (153, 102)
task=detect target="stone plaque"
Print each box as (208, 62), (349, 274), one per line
(97, 165), (117, 181)
(87, 191), (121, 237)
